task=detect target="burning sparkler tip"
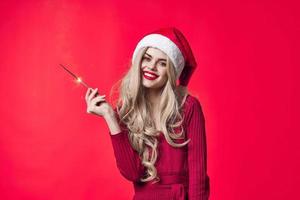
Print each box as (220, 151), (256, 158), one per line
(76, 77), (82, 83)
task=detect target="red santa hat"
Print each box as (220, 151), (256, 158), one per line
(132, 27), (197, 86)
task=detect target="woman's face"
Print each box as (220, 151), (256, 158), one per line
(140, 47), (168, 90)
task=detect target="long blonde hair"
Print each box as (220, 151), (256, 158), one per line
(112, 47), (191, 183)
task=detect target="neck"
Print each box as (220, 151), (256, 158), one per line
(145, 88), (162, 106)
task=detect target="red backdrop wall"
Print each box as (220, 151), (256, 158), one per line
(0, 0), (299, 199)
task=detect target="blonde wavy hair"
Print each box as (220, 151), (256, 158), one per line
(112, 47), (191, 183)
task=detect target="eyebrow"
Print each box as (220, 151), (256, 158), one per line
(144, 53), (167, 61)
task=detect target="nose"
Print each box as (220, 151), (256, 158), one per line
(147, 61), (158, 71)
(147, 65), (156, 71)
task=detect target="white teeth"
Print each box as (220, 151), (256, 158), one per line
(144, 72), (157, 78)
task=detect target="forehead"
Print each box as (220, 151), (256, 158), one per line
(145, 47), (167, 59)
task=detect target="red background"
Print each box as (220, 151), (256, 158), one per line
(0, 0), (299, 199)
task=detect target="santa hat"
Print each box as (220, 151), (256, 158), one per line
(132, 27), (197, 86)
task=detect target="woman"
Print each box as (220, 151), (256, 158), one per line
(85, 27), (210, 200)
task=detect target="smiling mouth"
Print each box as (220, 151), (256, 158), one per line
(143, 71), (159, 80)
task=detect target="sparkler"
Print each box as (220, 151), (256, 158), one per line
(59, 64), (105, 106)
(59, 64), (91, 88)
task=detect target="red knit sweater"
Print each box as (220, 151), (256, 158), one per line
(109, 94), (210, 200)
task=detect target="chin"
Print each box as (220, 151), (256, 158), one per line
(143, 84), (164, 90)
(142, 80), (157, 88)
(142, 84), (156, 89)
(142, 77), (167, 89)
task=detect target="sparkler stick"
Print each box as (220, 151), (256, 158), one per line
(59, 64), (91, 88)
(59, 64), (104, 106)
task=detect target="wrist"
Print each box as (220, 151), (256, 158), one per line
(103, 108), (122, 135)
(103, 108), (115, 119)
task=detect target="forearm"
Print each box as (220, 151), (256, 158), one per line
(103, 109), (122, 135)
(104, 108), (145, 182)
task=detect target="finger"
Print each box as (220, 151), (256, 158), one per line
(90, 96), (106, 106)
(87, 96), (106, 113)
(85, 88), (92, 101)
(90, 95), (106, 106)
(88, 88), (98, 102)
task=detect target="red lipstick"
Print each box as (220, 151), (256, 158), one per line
(142, 70), (159, 80)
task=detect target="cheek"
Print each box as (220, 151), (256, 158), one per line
(159, 72), (168, 84)
(160, 69), (168, 79)
(141, 65), (147, 70)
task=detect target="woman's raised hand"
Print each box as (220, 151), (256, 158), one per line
(85, 88), (113, 117)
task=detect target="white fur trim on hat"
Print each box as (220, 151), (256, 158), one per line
(132, 34), (185, 79)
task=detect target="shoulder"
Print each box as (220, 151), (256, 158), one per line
(183, 94), (203, 113)
(183, 94), (204, 124)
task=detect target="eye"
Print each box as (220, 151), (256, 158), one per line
(159, 61), (167, 67)
(142, 56), (151, 62)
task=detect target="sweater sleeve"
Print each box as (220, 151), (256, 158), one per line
(185, 97), (210, 200)
(109, 113), (145, 182)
